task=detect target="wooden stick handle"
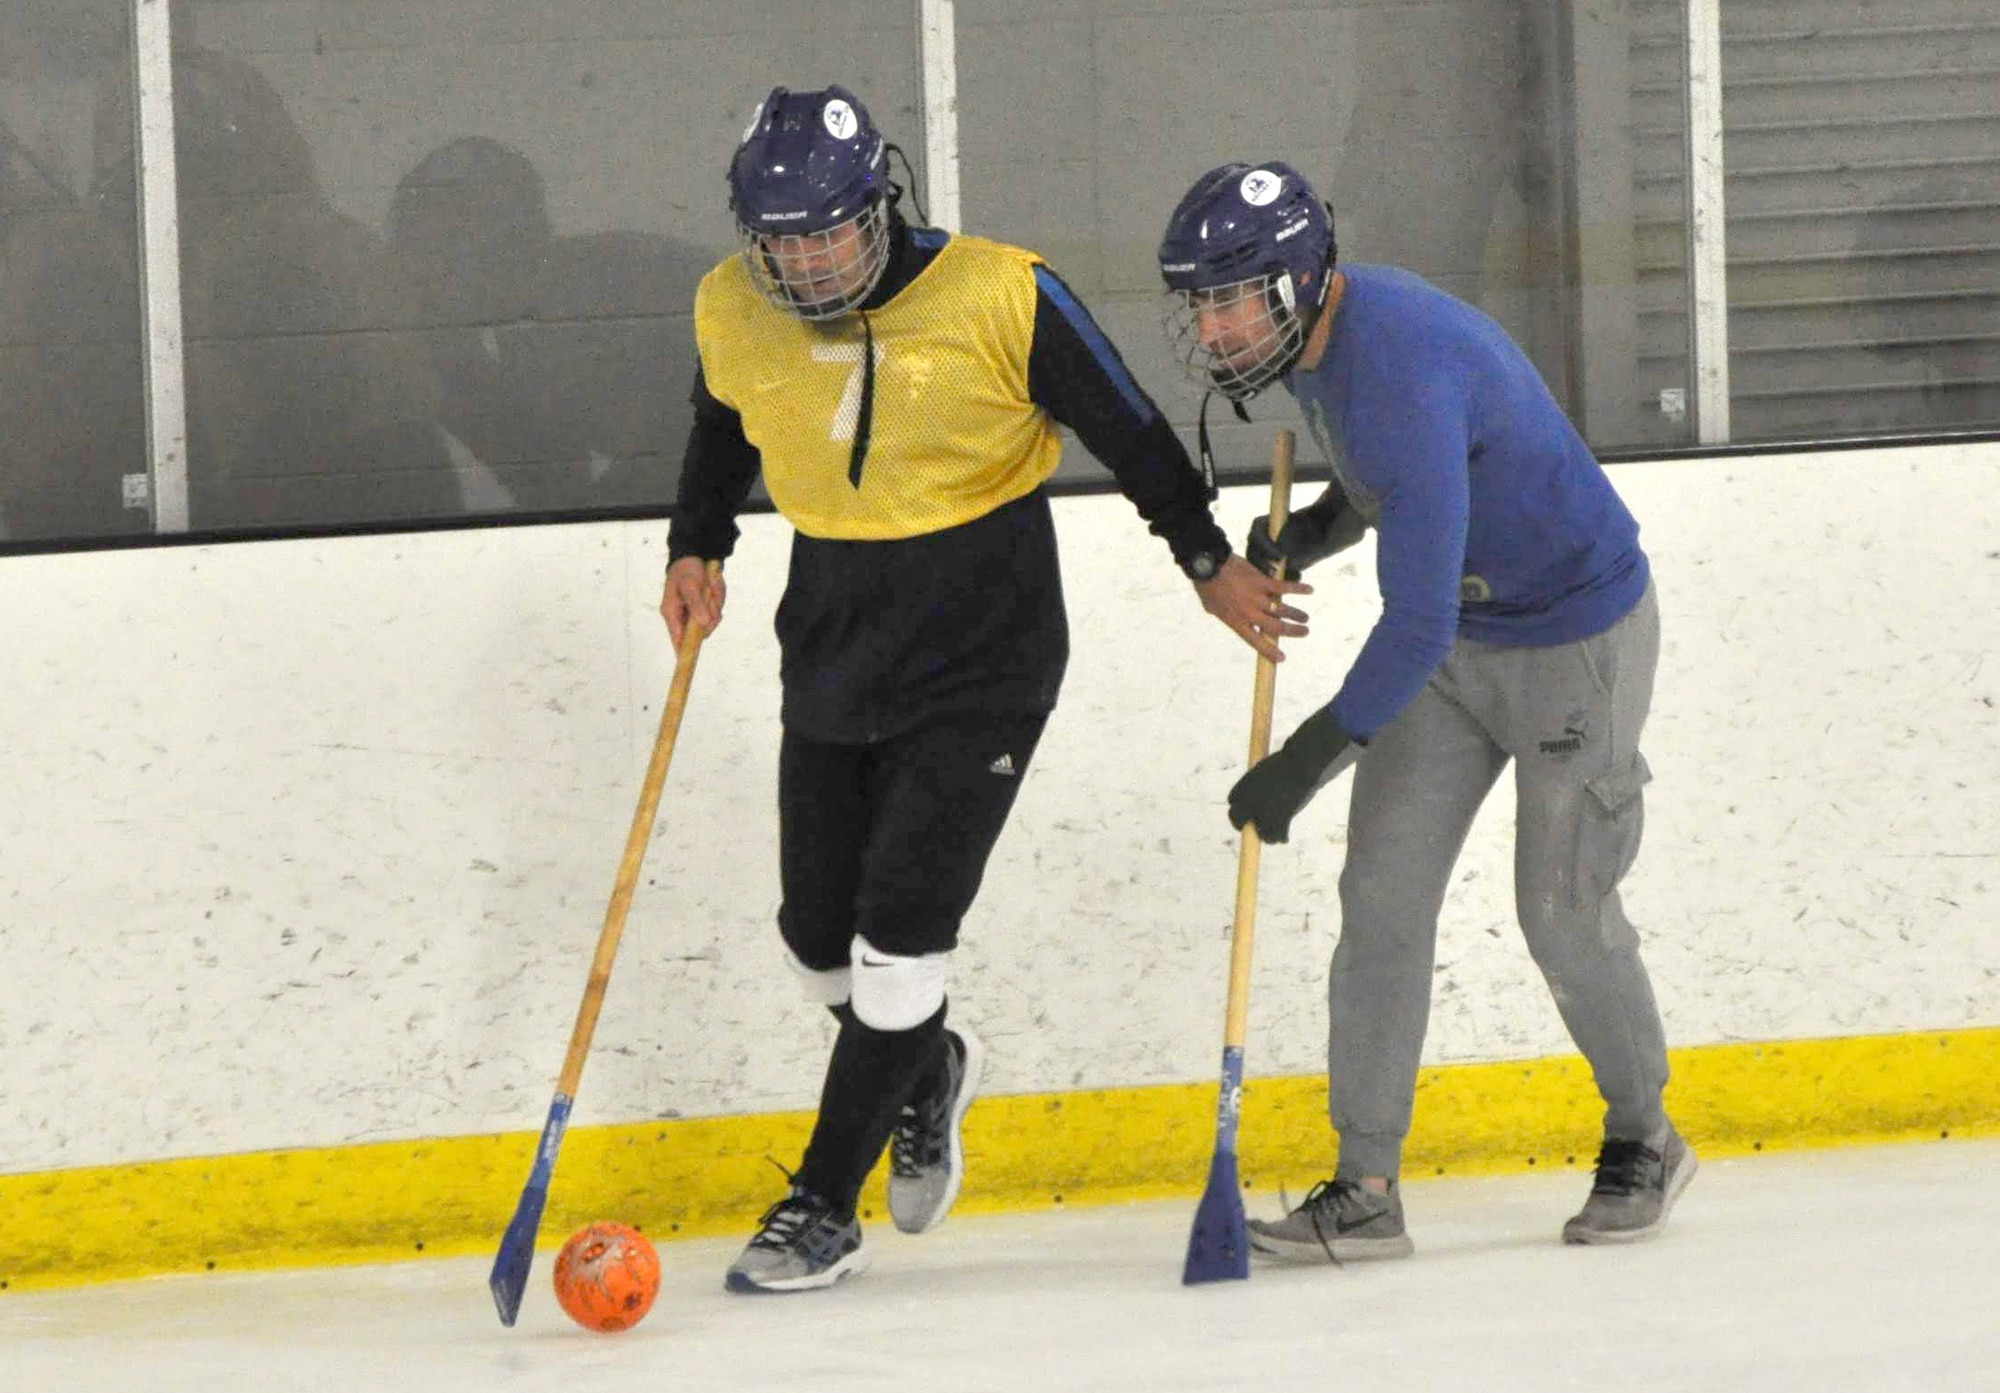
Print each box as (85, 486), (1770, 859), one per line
(554, 563), (719, 1099)
(1222, 430), (1295, 1050)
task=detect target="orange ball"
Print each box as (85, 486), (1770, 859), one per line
(552, 1222), (661, 1332)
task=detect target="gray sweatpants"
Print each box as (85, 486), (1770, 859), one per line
(1329, 582), (1668, 1181)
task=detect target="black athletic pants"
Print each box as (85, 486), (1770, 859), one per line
(782, 709), (1048, 1217)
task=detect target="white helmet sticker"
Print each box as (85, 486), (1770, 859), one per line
(741, 100), (766, 144)
(1239, 168), (1283, 207)
(823, 99), (859, 141)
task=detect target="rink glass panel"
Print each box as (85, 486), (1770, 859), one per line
(1, 2), (149, 545)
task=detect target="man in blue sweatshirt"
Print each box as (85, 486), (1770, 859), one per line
(1158, 162), (1693, 1261)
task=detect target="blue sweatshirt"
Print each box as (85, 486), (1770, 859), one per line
(1287, 264), (1649, 741)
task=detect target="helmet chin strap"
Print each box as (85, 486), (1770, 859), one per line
(882, 143), (927, 227)
(1194, 390), (1254, 502)
(847, 310), (876, 488)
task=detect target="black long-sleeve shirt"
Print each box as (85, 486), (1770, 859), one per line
(669, 215), (1229, 743)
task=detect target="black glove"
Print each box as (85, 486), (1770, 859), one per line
(1227, 705), (1359, 844)
(1246, 487), (1368, 581)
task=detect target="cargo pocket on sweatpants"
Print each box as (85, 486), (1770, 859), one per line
(1582, 752), (1653, 899)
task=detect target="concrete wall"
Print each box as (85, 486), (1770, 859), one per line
(961, 0), (1593, 469)
(6, 0), (1629, 544)
(4, 440), (1997, 1177)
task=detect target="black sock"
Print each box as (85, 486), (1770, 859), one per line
(795, 1001), (948, 1221)
(905, 1027), (956, 1107)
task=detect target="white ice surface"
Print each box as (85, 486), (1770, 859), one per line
(5, 1138), (1996, 1393)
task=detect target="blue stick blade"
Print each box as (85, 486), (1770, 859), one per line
(490, 1095), (571, 1327)
(488, 1183), (548, 1326)
(1182, 1150), (1250, 1285)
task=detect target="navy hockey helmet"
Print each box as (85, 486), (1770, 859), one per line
(728, 84), (892, 320)
(1157, 162), (1336, 400)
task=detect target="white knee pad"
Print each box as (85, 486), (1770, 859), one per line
(848, 936), (949, 1031)
(785, 948), (852, 1007)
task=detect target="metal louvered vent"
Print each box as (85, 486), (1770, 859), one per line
(1633, 0), (2000, 443)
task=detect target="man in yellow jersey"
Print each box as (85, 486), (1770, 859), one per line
(659, 85), (1307, 1294)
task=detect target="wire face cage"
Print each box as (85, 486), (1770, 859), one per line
(739, 199), (893, 321)
(1163, 272), (1306, 401)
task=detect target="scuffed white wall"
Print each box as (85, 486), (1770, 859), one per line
(3, 443), (1997, 1174)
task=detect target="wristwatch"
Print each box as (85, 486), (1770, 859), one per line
(1185, 550), (1223, 581)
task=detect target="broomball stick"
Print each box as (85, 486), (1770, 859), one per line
(1183, 429), (1294, 1286)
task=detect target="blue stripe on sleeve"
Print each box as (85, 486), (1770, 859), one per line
(1033, 264), (1154, 420)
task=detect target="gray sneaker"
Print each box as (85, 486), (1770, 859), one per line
(724, 1188), (870, 1293)
(1562, 1124), (1698, 1245)
(887, 1027), (984, 1234)
(1246, 1178), (1416, 1263)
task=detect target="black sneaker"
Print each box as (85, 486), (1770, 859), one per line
(1563, 1123), (1698, 1244)
(724, 1188), (870, 1293)
(887, 1028), (985, 1234)
(1246, 1177), (1415, 1263)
